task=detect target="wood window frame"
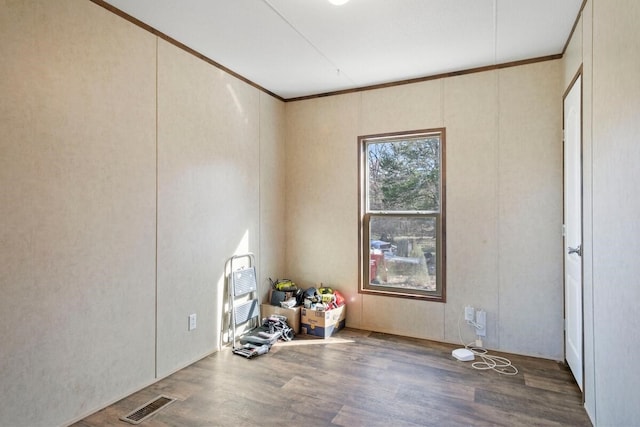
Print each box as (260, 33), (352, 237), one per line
(358, 128), (446, 302)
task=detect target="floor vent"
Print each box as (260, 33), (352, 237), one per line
(120, 395), (176, 425)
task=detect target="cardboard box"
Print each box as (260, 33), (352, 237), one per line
(300, 305), (346, 338)
(261, 304), (301, 334)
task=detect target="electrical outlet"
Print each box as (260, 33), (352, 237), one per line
(464, 306), (475, 322)
(475, 310), (486, 337)
(188, 313), (197, 331)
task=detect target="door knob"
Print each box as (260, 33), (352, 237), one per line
(568, 245), (582, 256)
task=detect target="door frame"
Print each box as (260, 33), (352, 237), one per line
(562, 68), (585, 396)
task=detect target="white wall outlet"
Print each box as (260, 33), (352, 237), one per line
(188, 313), (197, 331)
(464, 306), (475, 322)
(475, 310), (486, 337)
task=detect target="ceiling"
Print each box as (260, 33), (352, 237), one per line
(101, 0), (582, 100)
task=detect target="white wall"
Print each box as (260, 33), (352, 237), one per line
(0, 1), (286, 426)
(590, 0), (640, 424)
(562, 1), (640, 424)
(285, 61), (563, 359)
(156, 39), (261, 376)
(259, 94), (287, 300)
(0, 2), (157, 425)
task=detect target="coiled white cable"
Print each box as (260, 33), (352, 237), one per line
(457, 308), (518, 376)
(466, 345), (518, 375)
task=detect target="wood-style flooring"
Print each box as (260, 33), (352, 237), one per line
(74, 329), (592, 426)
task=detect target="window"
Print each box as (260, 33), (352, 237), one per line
(359, 129), (446, 301)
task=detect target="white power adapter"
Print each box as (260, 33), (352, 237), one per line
(452, 348), (475, 361)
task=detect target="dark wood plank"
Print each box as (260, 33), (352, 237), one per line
(74, 328), (592, 426)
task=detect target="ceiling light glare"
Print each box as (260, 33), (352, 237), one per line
(328, 0), (350, 5)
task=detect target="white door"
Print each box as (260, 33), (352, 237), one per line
(564, 75), (583, 390)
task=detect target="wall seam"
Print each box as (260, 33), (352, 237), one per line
(440, 78), (446, 340)
(154, 36), (159, 379)
(495, 68), (501, 350)
(492, 0), (501, 350)
(258, 92), (262, 296)
(588, 0), (597, 422)
(358, 91), (364, 329)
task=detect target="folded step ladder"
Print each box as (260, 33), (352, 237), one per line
(226, 254), (266, 359)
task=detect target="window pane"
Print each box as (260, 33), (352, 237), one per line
(367, 136), (440, 212)
(368, 216), (437, 292)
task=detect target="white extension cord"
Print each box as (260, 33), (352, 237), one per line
(457, 308), (518, 376)
(464, 345), (518, 375)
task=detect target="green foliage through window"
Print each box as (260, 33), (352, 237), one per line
(368, 136), (440, 211)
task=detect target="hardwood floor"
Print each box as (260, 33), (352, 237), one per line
(74, 329), (592, 426)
